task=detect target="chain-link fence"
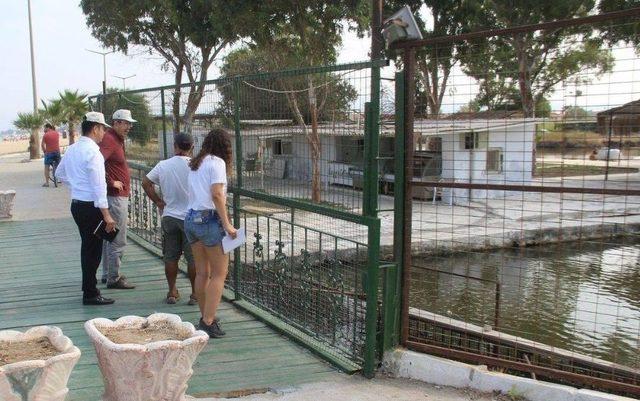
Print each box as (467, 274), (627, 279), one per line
(392, 11), (640, 397)
(95, 60), (387, 374)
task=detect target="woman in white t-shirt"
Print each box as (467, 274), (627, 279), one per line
(184, 128), (237, 338)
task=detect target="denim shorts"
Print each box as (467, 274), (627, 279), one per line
(44, 151), (61, 166)
(184, 209), (225, 247)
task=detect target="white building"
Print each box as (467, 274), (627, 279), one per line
(159, 118), (537, 204)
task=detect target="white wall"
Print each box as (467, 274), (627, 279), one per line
(440, 123), (535, 204)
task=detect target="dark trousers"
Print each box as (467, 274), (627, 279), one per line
(70, 200), (103, 298)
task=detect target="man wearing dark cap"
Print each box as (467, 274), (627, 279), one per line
(142, 133), (197, 305)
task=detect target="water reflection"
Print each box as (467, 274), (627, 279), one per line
(411, 240), (640, 369)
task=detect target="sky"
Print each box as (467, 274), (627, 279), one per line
(0, 1), (373, 131)
(2, 2), (638, 132)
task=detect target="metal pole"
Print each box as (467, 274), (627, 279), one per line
(400, 47), (416, 345)
(232, 78), (243, 301)
(27, 0), (38, 112)
(371, 0), (384, 60)
(605, 112), (613, 181)
(161, 89), (168, 159)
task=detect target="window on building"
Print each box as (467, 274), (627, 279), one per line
(273, 139), (292, 156)
(486, 148), (503, 173)
(462, 132), (478, 149)
(461, 131), (488, 150)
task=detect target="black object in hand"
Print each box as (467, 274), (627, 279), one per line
(93, 220), (119, 242)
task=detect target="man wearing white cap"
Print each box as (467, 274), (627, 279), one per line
(99, 109), (137, 289)
(55, 112), (116, 305)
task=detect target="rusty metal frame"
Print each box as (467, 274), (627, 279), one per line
(391, 7), (640, 49)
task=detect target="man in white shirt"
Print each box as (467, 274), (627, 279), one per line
(142, 133), (197, 305)
(56, 112), (117, 306)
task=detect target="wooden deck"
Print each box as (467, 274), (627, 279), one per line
(0, 218), (341, 400)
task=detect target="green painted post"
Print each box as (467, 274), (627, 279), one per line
(363, 219), (381, 378)
(232, 79), (242, 300)
(362, 102), (379, 217)
(160, 89), (168, 159)
(383, 71), (406, 350)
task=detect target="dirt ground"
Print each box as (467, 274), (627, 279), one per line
(0, 337), (60, 365)
(99, 322), (190, 345)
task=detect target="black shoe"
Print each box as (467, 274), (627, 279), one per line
(198, 318), (225, 338)
(83, 295), (115, 305)
(107, 277), (136, 289)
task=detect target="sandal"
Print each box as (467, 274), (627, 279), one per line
(166, 291), (180, 304)
(187, 294), (198, 305)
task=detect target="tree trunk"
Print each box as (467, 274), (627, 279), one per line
(308, 77), (321, 202)
(515, 36), (534, 118)
(29, 128), (41, 159)
(172, 63), (184, 134)
(68, 121), (77, 145)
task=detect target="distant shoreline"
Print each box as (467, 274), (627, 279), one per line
(0, 138), (70, 156)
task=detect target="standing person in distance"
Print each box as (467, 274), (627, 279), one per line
(99, 109), (136, 289)
(41, 123), (61, 187)
(55, 112), (116, 305)
(184, 129), (237, 338)
(142, 133), (198, 305)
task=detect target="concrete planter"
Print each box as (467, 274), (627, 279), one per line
(0, 326), (81, 401)
(0, 190), (16, 219)
(85, 313), (209, 401)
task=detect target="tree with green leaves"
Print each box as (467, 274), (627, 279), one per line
(100, 88), (156, 145)
(59, 90), (89, 145)
(219, 47), (357, 122)
(385, 0), (485, 115)
(40, 99), (66, 128)
(81, 0), (256, 134)
(598, 0), (640, 52)
(248, 0), (367, 202)
(462, 0), (615, 117)
(14, 112), (44, 159)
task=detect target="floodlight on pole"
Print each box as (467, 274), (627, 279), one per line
(112, 74), (136, 90)
(86, 49), (115, 88)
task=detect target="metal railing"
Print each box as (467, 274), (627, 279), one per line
(110, 59), (389, 375)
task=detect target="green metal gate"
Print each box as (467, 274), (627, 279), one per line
(90, 59), (393, 376)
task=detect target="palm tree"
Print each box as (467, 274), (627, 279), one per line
(59, 90), (89, 144)
(40, 98), (66, 128)
(14, 112), (45, 159)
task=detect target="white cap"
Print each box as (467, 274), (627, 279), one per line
(84, 111), (111, 128)
(112, 109), (137, 123)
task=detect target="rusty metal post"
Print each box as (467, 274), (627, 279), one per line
(494, 282), (501, 329)
(400, 47), (416, 345)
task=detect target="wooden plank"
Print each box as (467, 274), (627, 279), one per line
(0, 218), (342, 400)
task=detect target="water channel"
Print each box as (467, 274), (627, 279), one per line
(411, 239), (640, 369)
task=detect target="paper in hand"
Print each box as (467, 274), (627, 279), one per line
(222, 227), (246, 254)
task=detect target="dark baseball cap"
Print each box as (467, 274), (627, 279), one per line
(174, 133), (194, 150)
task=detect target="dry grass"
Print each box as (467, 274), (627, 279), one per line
(127, 139), (160, 166)
(534, 163), (638, 177)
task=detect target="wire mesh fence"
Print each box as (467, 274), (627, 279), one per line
(396, 15), (640, 396)
(97, 60), (386, 370)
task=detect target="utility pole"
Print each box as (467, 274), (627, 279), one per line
(27, 0), (38, 112)
(86, 49), (114, 89)
(113, 74), (136, 90)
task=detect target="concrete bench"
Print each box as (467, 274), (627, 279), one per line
(0, 190), (16, 219)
